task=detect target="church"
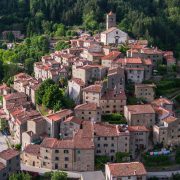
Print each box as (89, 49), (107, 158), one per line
(100, 11), (128, 45)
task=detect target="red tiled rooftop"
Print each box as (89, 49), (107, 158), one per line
(107, 162), (147, 177)
(101, 90), (127, 100)
(75, 103), (99, 111)
(151, 98), (173, 107)
(24, 144), (40, 156)
(70, 78), (85, 86)
(0, 149), (19, 161)
(126, 104), (155, 114)
(83, 84), (102, 93)
(126, 57), (142, 64)
(128, 126), (149, 132)
(143, 58), (152, 65)
(102, 51), (121, 60)
(163, 116), (177, 124)
(94, 123), (119, 137)
(46, 109), (73, 121)
(135, 84), (156, 88)
(64, 116), (83, 125)
(4, 92), (27, 101)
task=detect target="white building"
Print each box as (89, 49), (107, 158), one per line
(101, 27), (128, 45)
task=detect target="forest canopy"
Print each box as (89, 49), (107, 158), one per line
(0, 0), (179, 56)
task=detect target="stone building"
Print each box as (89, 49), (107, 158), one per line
(74, 103), (102, 122)
(105, 162), (147, 180)
(106, 11), (116, 30)
(135, 84), (156, 102)
(101, 27), (128, 45)
(124, 104), (155, 128)
(128, 126), (149, 158)
(153, 116), (180, 146)
(0, 149), (20, 180)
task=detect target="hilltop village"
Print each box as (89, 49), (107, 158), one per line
(0, 12), (179, 180)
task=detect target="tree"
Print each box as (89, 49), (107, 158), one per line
(51, 171), (68, 180)
(54, 24), (65, 37)
(83, 11), (98, 31)
(9, 172), (31, 180)
(42, 84), (63, 110)
(24, 58), (34, 75)
(115, 152), (129, 162)
(35, 79), (55, 105)
(55, 41), (70, 51)
(0, 59), (4, 82)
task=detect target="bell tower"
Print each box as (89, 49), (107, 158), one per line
(106, 11), (116, 30)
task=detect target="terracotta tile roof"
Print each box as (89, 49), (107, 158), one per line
(4, 92), (27, 101)
(0, 84), (10, 90)
(126, 58), (142, 64)
(141, 48), (163, 55)
(24, 144), (40, 156)
(143, 58), (153, 65)
(94, 123), (119, 137)
(101, 27), (119, 34)
(128, 126), (149, 132)
(126, 67), (144, 71)
(75, 103), (98, 111)
(107, 162), (147, 177)
(70, 78), (85, 86)
(0, 162), (6, 171)
(153, 106), (172, 118)
(102, 51), (121, 60)
(135, 84), (156, 88)
(126, 104), (155, 114)
(0, 149), (19, 161)
(101, 90), (127, 100)
(83, 84), (102, 93)
(41, 138), (74, 149)
(151, 98), (173, 107)
(46, 109), (73, 122)
(108, 67), (124, 76)
(163, 116), (177, 124)
(14, 73), (32, 80)
(64, 116), (83, 125)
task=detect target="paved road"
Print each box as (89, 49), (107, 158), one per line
(0, 132), (8, 152)
(21, 164), (82, 178)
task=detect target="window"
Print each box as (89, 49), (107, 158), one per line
(111, 143), (114, 147)
(55, 150), (59, 153)
(97, 144), (100, 147)
(46, 150), (48, 153)
(111, 137), (114, 140)
(104, 137), (107, 140)
(64, 150), (69, 154)
(65, 157), (69, 161)
(111, 149), (115, 153)
(98, 137), (100, 140)
(89, 112), (91, 114)
(44, 156), (48, 159)
(55, 157), (59, 160)
(65, 164), (68, 168)
(104, 144), (108, 147)
(55, 163), (58, 169)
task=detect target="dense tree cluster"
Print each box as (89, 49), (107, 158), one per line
(0, 0), (179, 57)
(0, 35), (50, 82)
(36, 79), (75, 112)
